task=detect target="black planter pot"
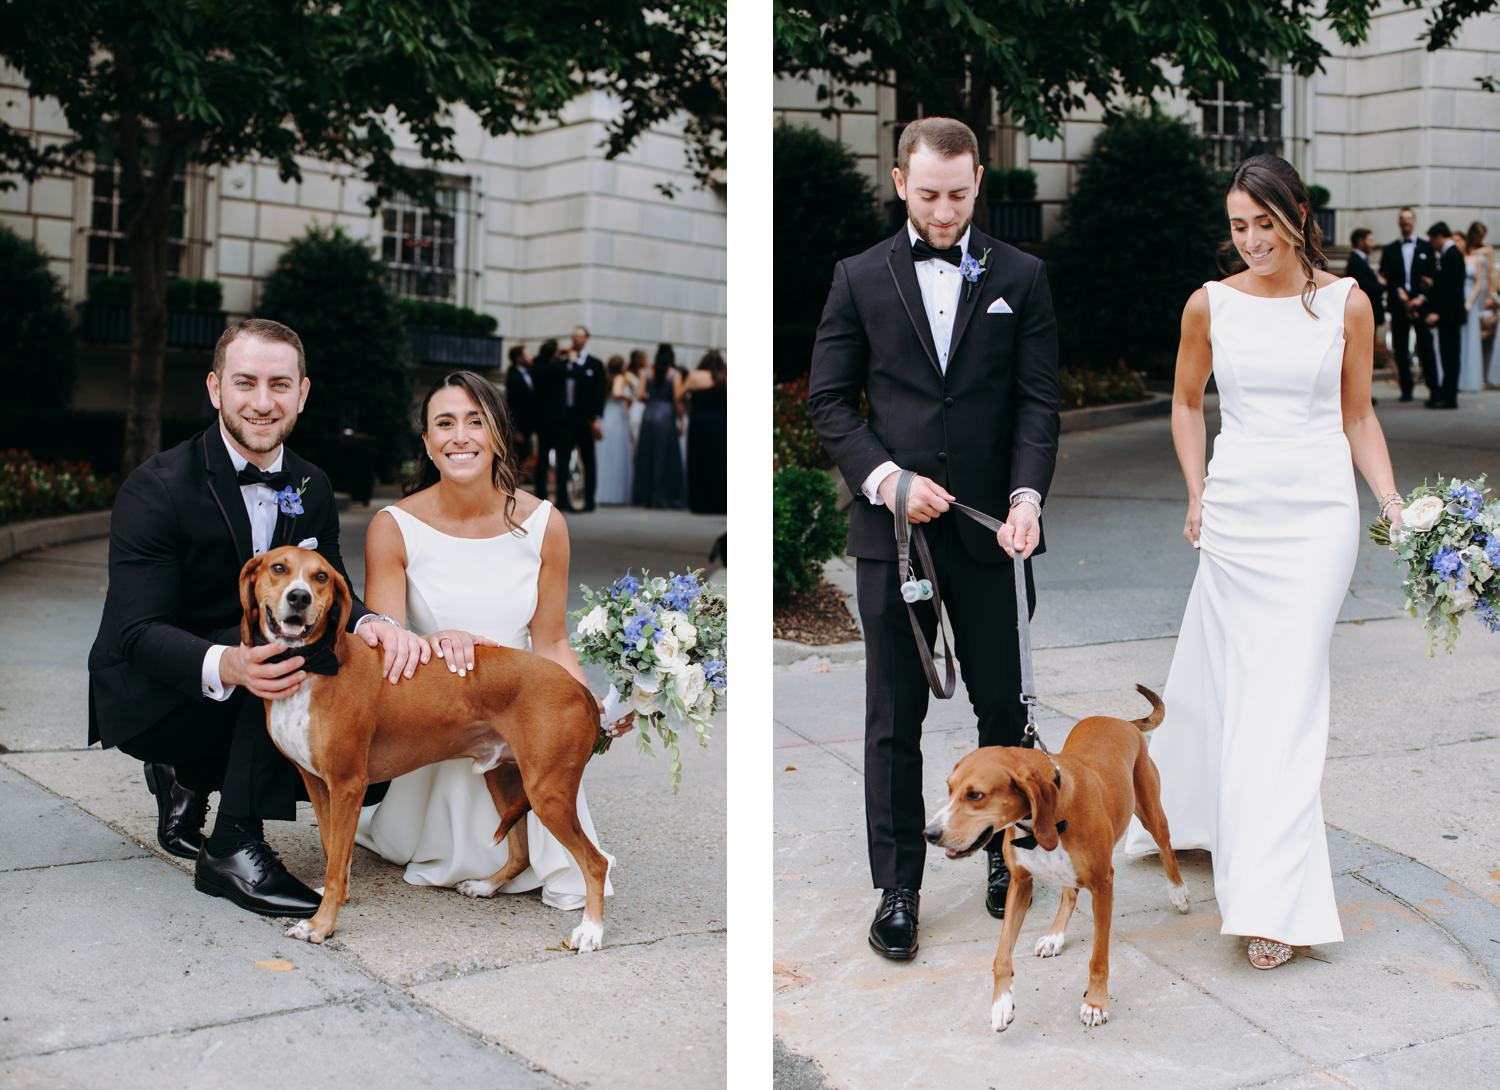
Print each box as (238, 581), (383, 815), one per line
(78, 301), (226, 349)
(403, 327), (504, 369)
(1314, 208), (1336, 246)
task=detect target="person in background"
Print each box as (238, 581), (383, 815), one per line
(504, 343), (536, 471)
(631, 343), (686, 509)
(626, 348), (649, 446)
(594, 354), (633, 505)
(1426, 222), (1465, 409)
(1460, 222), (1493, 393)
(531, 339), (570, 502)
(685, 350), (728, 515)
(1379, 207), (1437, 403)
(1346, 228), (1385, 406)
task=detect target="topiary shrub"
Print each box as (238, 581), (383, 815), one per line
(257, 226), (414, 479)
(396, 298), (498, 335)
(773, 466), (848, 603)
(0, 225), (78, 409)
(774, 124), (886, 382)
(1003, 167), (1038, 201)
(1051, 110), (1223, 379)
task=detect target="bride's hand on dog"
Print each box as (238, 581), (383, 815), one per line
(428, 629), (504, 679)
(221, 641), (305, 700)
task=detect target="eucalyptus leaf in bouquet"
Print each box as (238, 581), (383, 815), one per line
(1369, 475), (1500, 654)
(569, 570), (727, 791)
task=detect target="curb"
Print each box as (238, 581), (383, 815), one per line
(773, 637), (865, 667)
(0, 510), (112, 566)
(1060, 392), (1172, 433)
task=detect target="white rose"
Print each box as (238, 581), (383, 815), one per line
(674, 621), (698, 650)
(1449, 584), (1476, 612)
(672, 663), (706, 708)
(1403, 495), (1445, 532)
(654, 631), (683, 670)
(631, 685), (659, 715)
(694, 687), (716, 715)
(577, 604), (609, 638)
(659, 610), (688, 631)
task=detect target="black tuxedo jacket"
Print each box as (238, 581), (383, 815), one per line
(808, 227), (1061, 563)
(1346, 251), (1385, 325)
(505, 363), (537, 435)
(1432, 243), (1467, 324)
(87, 428), (370, 749)
(1379, 236), (1435, 312)
(568, 352), (607, 422)
(532, 355), (569, 431)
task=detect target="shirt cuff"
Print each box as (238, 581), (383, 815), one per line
(861, 461), (902, 506)
(202, 644), (234, 701)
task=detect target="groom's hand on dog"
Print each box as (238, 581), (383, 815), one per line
(877, 472), (953, 523)
(359, 620), (433, 684)
(998, 503), (1040, 560)
(220, 642), (306, 700)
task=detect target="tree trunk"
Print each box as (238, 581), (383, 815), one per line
(121, 191), (170, 471)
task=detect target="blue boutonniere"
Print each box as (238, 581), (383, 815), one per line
(959, 247), (991, 299)
(274, 477), (309, 517)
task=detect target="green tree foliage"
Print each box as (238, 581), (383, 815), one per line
(0, 1), (724, 470)
(0, 225), (78, 409)
(773, 466), (848, 603)
(1051, 111), (1224, 379)
(774, 124), (886, 381)
(256, 227), (413, 478)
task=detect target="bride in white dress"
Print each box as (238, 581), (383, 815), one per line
(355, 372), (628, 910)
(1122, 155), (1405, 969)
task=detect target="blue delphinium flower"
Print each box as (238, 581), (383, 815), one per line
(274, 485), (304, 517)
(1448, 483), (1483, 521)
(622, 609), (655, 648)
(1484, 534), (1500, 567)
(1477, 598), (1500, 634)
(1431, 545), (1464, 582)
(704, 660), (727, 690)
(664, 573), (702, 612)
(611, 572), (640, 600)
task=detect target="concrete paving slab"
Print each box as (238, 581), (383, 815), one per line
(0, 764), (145, 872)
(1254, 1021), (1500, 1090)
(413, 932), (725, 1090)
(0, 989), (556, 1090)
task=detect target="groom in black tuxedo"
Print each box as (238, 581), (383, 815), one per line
(809, 117), (1061, 959)
(88, 318), (428, 917)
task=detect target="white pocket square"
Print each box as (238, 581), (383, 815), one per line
(986, 298), (1013, 314)
(297, 537), (318, 549)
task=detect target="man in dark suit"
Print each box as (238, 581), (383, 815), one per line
(809, 117), (1060, 960)
(565, 325), (607, 511)
(504, 343), (536, 469)
(88, 318), (429, 917)
(1347, 228), (1385, 405)
(531, 338), (570, 503)
(1379, 207), (1437, 401)
(1426, 222), (1466, 409)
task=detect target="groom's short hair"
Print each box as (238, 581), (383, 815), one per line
(896, 118), (980, 175)
(213, 318), (306, 378)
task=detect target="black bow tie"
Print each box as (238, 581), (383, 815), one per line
(236, 465), (291, 490)
(912, 238), (963, 267)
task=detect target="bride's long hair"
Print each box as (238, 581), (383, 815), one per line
(1223, 154), (1327, 317)
(405, 371), (523, 532)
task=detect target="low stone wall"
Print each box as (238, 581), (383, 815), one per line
(0, 510), (112, 566)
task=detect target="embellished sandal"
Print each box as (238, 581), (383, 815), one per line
(1247, 938), (1293, 970)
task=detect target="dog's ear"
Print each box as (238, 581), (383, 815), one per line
(1017, 765), (1060, 851)
(238, 555), (264, 647)
(327, 565), (353, 637)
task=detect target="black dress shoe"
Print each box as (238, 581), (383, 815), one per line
(143, 763), (209, 860)
(1398, 393), (1413, 402)
(869, 888), (919, 960)
(194, 840), (320, 918)
(985, 852), (1011, 919)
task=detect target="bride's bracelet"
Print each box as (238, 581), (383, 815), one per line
(1378, 494), (1403, 520)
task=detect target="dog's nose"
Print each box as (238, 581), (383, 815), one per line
(286, 587), (312, 612)
(922, 822), (943, 844)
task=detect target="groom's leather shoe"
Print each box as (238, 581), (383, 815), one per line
(869, 888), (920, 960)
(985, 852), (1011, 919)
(143, 763), (209, 860)
(194, 840), (320, 918)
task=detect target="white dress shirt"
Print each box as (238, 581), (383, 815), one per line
(859, 225), (1040, 514)
(1401, 237), (1415, 292)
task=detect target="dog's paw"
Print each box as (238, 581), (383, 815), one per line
(456, 879), (498, 899)
(1033, 932), (1066, 958)
(1079, 1002), (1109, 1028)
(1167, 880), (1190, 914)
(991, 990), (1016, 1033)
(285, 919), (325, 944)
(569, 917), (604, 953)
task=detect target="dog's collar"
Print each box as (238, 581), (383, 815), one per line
(254, 605), (343, 677)
(1009, 764), (1065, 851)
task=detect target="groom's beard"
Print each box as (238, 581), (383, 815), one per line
(222, 407), (298, 455)
(909, 209), (973, 251)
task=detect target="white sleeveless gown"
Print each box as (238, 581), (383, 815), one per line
(1123, 277), (1359, 947)
(354, 502), (614, 910)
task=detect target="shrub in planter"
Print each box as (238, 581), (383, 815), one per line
(0, 225), (78, 409)
(1057, 363), (1149, 410)
(1004, 168), (1038, 201)
(92, 275), (222, 311)
(774, 124), (886, 381)
(87, 273), (133, 306)
(1307, 184), (1331, 210)
(0, 450), (114, 524)
(257, 226), (414, 480)
(774, 465), (848, 603)
(1052, 110), (1223, 380)
(396, 298), (498, 335)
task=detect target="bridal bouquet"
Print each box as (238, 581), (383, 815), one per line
(1369, 475), (1500, 654)
(569, 570), (727, 791)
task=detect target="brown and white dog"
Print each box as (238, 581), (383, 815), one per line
(923, 684), (1188, 1032)
(240, 545), (609, 952)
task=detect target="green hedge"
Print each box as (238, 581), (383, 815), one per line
(396, 298), (498, 335)
(0, 450), (115, 524)
(88, 274), (223, 310)
(1059, 364), (1150, 409)
(0, 225), (78, 409)
(773, 466), (848, 603)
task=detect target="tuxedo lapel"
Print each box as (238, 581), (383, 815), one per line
(946, 229), (994, 365)
(201, 430), (253, 565)
(885, 233), (943, 380)
(271, 449), (310, 548)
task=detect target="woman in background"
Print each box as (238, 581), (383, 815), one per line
(632, 343), (686, 508)
(594, 354), (633, 505)
(685, 350), (728, 514)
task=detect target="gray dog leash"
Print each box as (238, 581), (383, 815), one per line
(892, 469), (1053, 758)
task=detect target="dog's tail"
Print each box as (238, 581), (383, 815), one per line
(493, 795), (532, 845)
(1132, 684), (1165, 731)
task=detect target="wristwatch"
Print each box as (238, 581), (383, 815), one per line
(354, 612), (402, 632)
